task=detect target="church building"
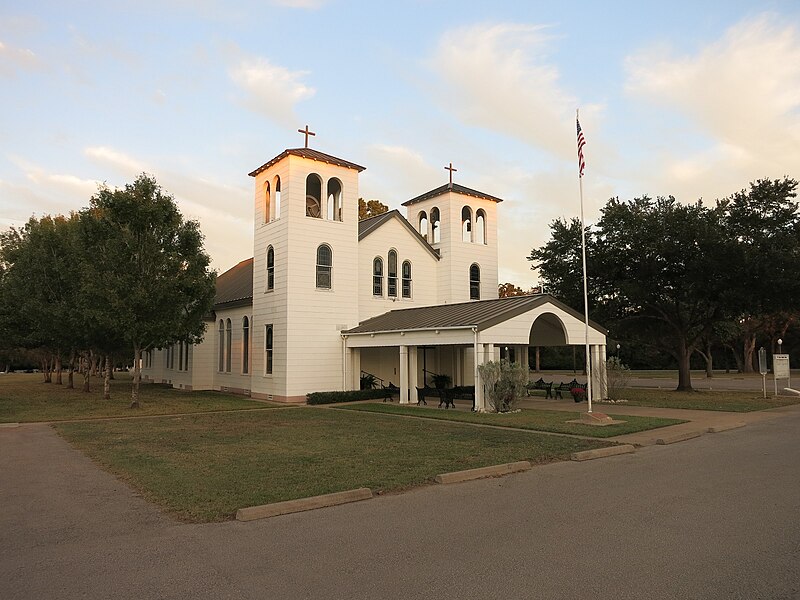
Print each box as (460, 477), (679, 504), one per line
(141, 132), (608, 411)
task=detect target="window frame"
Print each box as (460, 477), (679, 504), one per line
(387, 249), (398, 298)
(401, 260), (412, 299)
(372, 256), (383, 297)
(316, 244), (333, 289)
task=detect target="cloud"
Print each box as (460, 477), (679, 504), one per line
(429, 23), (599, 160)
(271, 0), (327, 7)
(624, 14), (800, 200)
(0, 40), (43, 77)
(85, 146), (149, 174)
(228, 54), (315, 124)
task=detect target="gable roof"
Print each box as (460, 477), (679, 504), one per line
(214, 258), (253, 308)
(248, 148), (366, 178)
(343, 294), (607, 335)
(358, 210), (440, 260)
(401, 182), (504, 207)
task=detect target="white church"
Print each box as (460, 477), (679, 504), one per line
(141, 133), (608, 411)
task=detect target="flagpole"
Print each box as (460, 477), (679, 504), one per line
(577, 109), (593, 413)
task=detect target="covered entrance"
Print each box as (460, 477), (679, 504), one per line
(341, 295), (608, 411)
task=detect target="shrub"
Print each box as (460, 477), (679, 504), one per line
(478, 359), (528, 413)
(306, 389), (391, 405)
(604, 356), (632, 400)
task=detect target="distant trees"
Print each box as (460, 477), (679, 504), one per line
(0, 174), (216, 407)
(529, 177), (800, 391)
(358, 198), (389, 220)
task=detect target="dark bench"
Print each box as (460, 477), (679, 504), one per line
(381, 383), (400, 402)
(554, 379), (587, 402)
(527, 378), (553, 398)
(416, 386), (476, 410)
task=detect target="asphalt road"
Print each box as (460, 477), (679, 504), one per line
(2, 411), (799, 600)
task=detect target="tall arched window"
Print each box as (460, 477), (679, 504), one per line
(218, 320), (224, 372)
(462, 206), (473, 242)
(469, 263), (481, 300)
(430, 207), (441, 243)
(373, 257), (383, 297)
(273, 176), (281, 220)
(327, 178), (343, 221)
(475, 209), (486, 244)
(418, 211), (428, 240)
(387, 249), (398, 297)
(266, 246), (275, 291)
(242, 316), (250, 374)
(264, 180), (271, 223)
(225, 318), (232, 372)
(402, 260), (412, 298)
(265, 324), (273, 375)
(316, 244), (332, 289)
(306, 173), (322, 218)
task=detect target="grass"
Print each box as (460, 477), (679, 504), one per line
(611, 387), (800, 412)
(0, 372), (271, 422)
(54, 408), (610, 522)
(337, 403), (685, 438)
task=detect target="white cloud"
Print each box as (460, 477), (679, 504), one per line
(229, 55), (315, 124)
(429, 23), (600, 160)
(625, 14), (800, 200)
(85, 146), (149, 174)
(0, 40), (43, 77)
(271, 0), (326, 8)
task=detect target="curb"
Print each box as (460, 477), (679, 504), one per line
(0, 423), (20, 429)
(707, 422), (746, 433)
(571, 444), (635, 461)
(236, 487), (373, 521)
(435, 461), (531, 484)
(656, 430), (704, 445)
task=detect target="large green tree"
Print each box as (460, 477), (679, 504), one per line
(84, 174), (216, 407)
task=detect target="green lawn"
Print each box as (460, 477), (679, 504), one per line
(54, 408), (610, 522)
(0, 372), (271, 422)
(614, 388), (800, 412)
(337, 403), (684, 437)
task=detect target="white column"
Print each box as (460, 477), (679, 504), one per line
(399, 345), (409, 404)
(351, 347), (361, 390)
(408, 346), (418, 404)
(473, 330), (484, 412)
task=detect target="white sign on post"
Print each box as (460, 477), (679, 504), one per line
(773, 354), (791, 396)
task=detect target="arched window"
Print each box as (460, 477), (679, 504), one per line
(418, 211), (428, 240)
(316, 244), (332, 289)
(430, 207), (441, 243)
(372, 257), (383, 296)
(264, 180), (271, 223)
(327, 178), (343, 221)
(242, 316), (250, 374)
(387, 249), (398, 297)
(475, 209), (486, 244)
(274, 176), (281, 220)
(265, 324), (273, 375)
(266, 246), (275, 291)
(462, 206), (473, 242)
(218, 320), (224, 372)
(225, 318), (232, 372)
(306, 173), (322, 218)
(469, 263), (481, 300)
(402, 260), (412, 298)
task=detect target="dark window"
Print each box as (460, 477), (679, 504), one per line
(402, 261), (412, 298)
(218, 320), (224, 372)
(469, 264), (481, 300)
(306, 174), (322, 218)
(316, 244), (332, 289)
(242, 316), (250, 374)
(225, 318), (232, 372)
(387, 250), (397, 297)
(373, 257), (383, 296)
(265, 324), (273, 375)
(266, 246), (275, 291)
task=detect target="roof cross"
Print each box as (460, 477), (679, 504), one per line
(445, 162), (457, 187)
(298, 125), (316, 148)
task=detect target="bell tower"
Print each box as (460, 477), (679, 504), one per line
(248, 128), (365, 402)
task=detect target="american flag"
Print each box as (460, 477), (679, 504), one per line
(576, 117), (586, 177)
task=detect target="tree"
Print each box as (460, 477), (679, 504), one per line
(530, 196), (737, 391)
(84, 174), (216, 407)
(358, 198), (389, 220)
(498, 283), (531, 297)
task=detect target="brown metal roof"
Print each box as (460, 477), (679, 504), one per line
(248, 148), (366, 177)
(343, 294), (607, 335)
(214, 258), (253, 308)
(358, 210), (440, 260)
(401, 183), (504, 207)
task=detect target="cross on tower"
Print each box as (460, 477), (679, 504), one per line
(298, 125), (316, 148)
(445, 162), (457, 187)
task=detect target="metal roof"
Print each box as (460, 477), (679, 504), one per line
(343, 294), (607, 335)
(248, 148), (366, 178)
(401, 183), (504, 207)
(214, 258), (253, 308)
(358, 210), (440, 260)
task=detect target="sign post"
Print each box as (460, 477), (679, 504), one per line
(758, 347), (768, 399)
(773, 353), (791, 396)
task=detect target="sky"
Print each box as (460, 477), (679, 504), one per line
(2, 0), (799, 287)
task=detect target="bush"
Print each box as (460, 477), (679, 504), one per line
(306, 389), (391, 405)
(604, 356), (632, 400)
(477, 359), (528, 413)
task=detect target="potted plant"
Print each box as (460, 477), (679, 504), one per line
(431, 373), (452, 389)
(570, 387), (586, 403)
